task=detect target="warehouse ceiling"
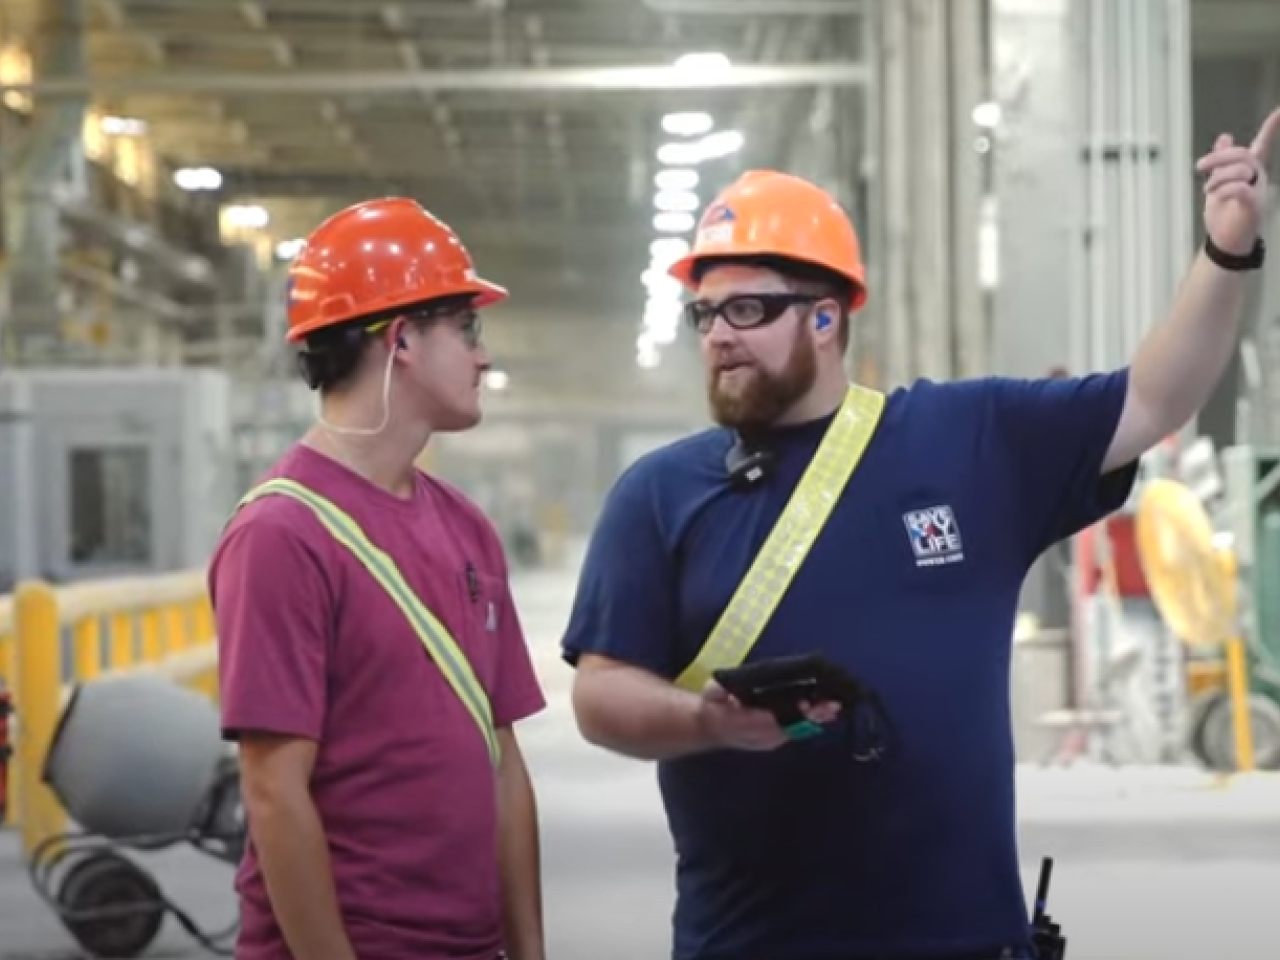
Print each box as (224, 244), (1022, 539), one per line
(2, 0), (1275, 397)
(38, 0), (867, 327)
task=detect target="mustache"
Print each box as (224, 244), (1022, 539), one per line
(710, 354), (753, 371)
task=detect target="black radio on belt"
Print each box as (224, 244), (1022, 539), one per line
(1030, 857), (1067, 960)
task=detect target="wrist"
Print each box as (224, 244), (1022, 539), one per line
(691, 693), (725, 750)
(1205, 233), (1266, 269)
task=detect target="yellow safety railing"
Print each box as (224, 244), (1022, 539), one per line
(0, 571), (216, 857)
(0, 593), (13, 691)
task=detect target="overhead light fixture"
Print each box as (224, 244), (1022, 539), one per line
(641, 271), (684, 301)
(636, 340), (661, 370)
(653, 189), (700, 213)
(662, 111), (714, 137)
(657, 142), (701, 166)
(673, 52), (732, 75)
(696, 130), (745, 159)
(643, 300), (682, 343)
(653, 211), (695, 233)
(100, 115), (147, 136)
(657, 130), (745, 166)
(972, 101), (1001, 128)
(649, 237), (691, 262)
(655, 168), (699, 191)
(484, 369), (510, 391)
(173, 166), (222, 191)
(274, 238), (305, 261)
(223, 204), (270, 229)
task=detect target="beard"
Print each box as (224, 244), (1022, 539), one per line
(706, 323), (817, 430)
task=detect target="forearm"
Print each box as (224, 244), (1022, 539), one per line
(250, 793), (356, 960)
(1129, 249), (1247, 435)
(572, 662), (717, 761)
(497, 734), (544, 960)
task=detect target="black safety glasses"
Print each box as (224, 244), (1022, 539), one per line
(683, 293), (822, 335)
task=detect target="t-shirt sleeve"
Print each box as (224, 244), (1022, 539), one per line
(560, 464), (679, 678)
(989, 367), (1139, 559)
(489, 575), (547, 728)
(209, 507), (334, 742)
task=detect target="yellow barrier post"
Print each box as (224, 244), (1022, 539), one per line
(73, 619), (101, 680)
(1225, 636), (1256, 772)
(0, 593), (14, 827)
(3, 569), (218, 840)
(12, 581), (68, 857)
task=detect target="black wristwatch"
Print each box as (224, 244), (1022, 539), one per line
(1204, 234), (1267, 271)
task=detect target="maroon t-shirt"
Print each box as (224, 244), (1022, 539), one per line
(209, 443), (546, 960)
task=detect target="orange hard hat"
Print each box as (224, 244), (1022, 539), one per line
(284, 197), (507, 343)
(668, 170), (867, 310)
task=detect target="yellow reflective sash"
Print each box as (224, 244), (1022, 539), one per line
(234, 477), (499, 766)
(674, 384), (886, 693)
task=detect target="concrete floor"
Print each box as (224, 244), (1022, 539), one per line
(2, 559), (1280, 959)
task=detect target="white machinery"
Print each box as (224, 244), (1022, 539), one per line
(0, 367), (236, 589)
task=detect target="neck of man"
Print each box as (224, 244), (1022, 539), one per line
(770, 362), (850, 428)
(303, 384), (434, 499)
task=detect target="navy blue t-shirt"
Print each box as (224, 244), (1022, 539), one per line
(561, 371), (1137, 960)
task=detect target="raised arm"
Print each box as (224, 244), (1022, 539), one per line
(1104, 107), (1280, 472)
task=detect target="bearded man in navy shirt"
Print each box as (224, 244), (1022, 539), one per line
(561, 111), (1279, 960)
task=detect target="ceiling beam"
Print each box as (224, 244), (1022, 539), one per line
(2, 61), (869, 97)
(213, 168), (630, 199)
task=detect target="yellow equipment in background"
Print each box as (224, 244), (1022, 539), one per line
(1134, 478), (1255, 771)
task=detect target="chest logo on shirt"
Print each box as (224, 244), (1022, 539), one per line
(903, 504), (966, 567)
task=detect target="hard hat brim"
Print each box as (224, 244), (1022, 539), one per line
(285, 275), (509, 344)
(668, 250), (868, 311)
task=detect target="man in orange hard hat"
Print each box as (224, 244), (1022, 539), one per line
(563, 108), (1280, 960)
(209, 198), (547, 960)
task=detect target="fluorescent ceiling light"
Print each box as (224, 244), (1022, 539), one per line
(657, 130), (744, 166)
(972, 101), (1001, 128)
(100, 115), (147, 136)
(224, 204), (270, 229)
(657, 142), (702, 165)
(697, 130), (745, 159)
(647, 322), (678, 346)
(636, 346), (661, 370)
(275, 238), (306, 260)
(654, 189), (700, 213)
(662, 111), (714, 137)
(649, 237), (691, 262)
(653, 211), (695, 233)
(674, 52), (731, 75)
(655, 168), (699, 191)
(173, 166), (222, 191)
(484, 370), (510, 391)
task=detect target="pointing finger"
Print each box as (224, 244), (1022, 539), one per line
(1205, 162), (1259, 191)
(1249, 106), (1280, 162)
(1197, 144), (1254, 173)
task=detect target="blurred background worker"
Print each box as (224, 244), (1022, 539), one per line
(562, 109), (1277, 960)
(209, 199), (548, 960)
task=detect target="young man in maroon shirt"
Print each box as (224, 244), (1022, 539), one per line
(209, 198), (547, 960)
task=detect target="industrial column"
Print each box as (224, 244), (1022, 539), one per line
(992, 0), (1195, 764)
(1, 0), (87, 366)
(867, 0), (989, 388)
